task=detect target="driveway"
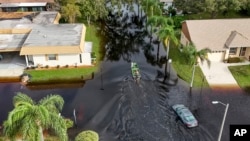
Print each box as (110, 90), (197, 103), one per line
(0, 52), (26, 77)
(199, 61), (250, 89)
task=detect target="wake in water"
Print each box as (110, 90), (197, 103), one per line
(104, 77), (214, 141)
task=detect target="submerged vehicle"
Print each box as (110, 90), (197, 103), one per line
(172, 104), (198, 128)
(131, 62), (141, 82)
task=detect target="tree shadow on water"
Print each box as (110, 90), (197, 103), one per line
(103, 10), (147, 62)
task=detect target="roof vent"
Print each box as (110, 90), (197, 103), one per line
(43, 35), (47, 38)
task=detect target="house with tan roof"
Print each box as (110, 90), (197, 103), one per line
(181, 19), (250, 62)
(0, 0), (54, 12)
(0, 11), (93, 68)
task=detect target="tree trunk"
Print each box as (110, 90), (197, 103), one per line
(164, 38), (170, 59)
(87, 16), (91, 25)
(157, 41), (160, 62)
(163, 59), (169, 83)
(164, 59), (168, 77)
(39, 126), (44, 141)
(190, 64), (196, 88)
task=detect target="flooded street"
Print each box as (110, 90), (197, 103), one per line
(1, 7), (250, 141)
(1, 62), (250, 141)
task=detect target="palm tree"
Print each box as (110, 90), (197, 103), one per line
(158, 22), (178, 60)
(147, 16), (158, 43)
(147, 16), (170, 43)
(141, 0), (162, 26)
(183, 43), (211, 88)
(3, 93), (68, 141)
(158, 21), (178, 80)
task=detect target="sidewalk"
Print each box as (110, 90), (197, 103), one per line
(199, 61), (250, 89)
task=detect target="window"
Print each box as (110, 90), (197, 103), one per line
(47, 54), (57, 60)
(229, 48), (237, 55)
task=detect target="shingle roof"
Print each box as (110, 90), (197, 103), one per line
(183, 19), (250, 51)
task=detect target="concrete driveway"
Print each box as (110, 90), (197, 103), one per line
(0, 52), (26, 77)
(199, 61), (250, 89)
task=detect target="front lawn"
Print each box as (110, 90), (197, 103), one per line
(228, 65), (250, 92)
(169, 44), (209, 88)
(25, 66), (96, 83)
(25, 25), (102, 83)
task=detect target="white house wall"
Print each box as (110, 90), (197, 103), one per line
(32, 53), (91, 67)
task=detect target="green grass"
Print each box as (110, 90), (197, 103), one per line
(228, 65), (250, 92)
(25, 67), (96, 83)
(25, 25), (102, 83)
(169, 44), (209, 88)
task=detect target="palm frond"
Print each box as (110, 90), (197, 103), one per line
(183, 44), (211, 67)
(14, 92), (34, 107)
(39, 94), (64, 112)
(3, 93), (67, 141)
(50, 113), (68, 141)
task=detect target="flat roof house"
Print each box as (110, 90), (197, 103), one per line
(19, 24), (91, 67)
(0, 11), (93, 68)
(181, 19), (250, 62)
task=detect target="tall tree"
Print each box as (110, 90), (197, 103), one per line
(183, 43), (211, 88)
(174, 0), (205, 14)
(79, 0), (108, 25)
(158, 18), (177, 59)
(239, 0), (250, 15)
(147, 16), (171, 61)
(143, 0), (162, 17)
(61, 0), (81, 23)
(3, 93), (68, 141)
(159, 25), (178, 80)
(204, 0), (242, 18)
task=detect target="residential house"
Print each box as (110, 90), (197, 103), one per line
(180, 19), (250, 62)
(0, 11), (93, 68)
(20, 24), (91, 67)
(0, 0), (54, 12)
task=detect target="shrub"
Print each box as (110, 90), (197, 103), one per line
(228, 57), (241, 63)
(37, 64), (43, 68)
(75, 130), (99, 141)
(65, 118), (74, 128)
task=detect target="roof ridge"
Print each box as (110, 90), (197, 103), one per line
(225, 30), (250, 48)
